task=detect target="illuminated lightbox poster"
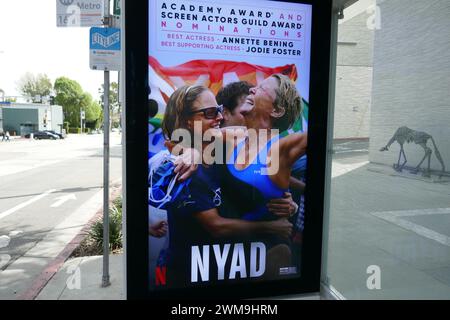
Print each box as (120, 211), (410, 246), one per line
(147, 0), (312, 291)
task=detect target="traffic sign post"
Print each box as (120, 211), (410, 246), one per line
(101, 0), (111, 289)
(80, 110), (85, 132)
(55, 0), (117, 288)
(56, 0), (104, 27)
(102, 64), (111, 288)
(113, 0), (121, 15)
(98, 0), (114, 287)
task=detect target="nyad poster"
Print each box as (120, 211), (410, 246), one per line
(148, 0), (311, 290)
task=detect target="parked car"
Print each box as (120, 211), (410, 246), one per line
(88, 129), (102, 134)
(25, 131), (59, 140)
(44, 130), (65, 139)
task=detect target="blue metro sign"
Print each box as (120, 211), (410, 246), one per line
(89, 27), (121, 71)
(90, 27), (121, 50)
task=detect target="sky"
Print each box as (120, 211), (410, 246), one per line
(0, 0), (117, 101)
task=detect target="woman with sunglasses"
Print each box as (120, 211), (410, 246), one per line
(157, 85), (294, 288)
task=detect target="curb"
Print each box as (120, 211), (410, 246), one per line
(333, 137), (369, 142)
(18, 184), (122, 300)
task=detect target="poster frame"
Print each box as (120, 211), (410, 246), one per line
(125, 0), (333, 300)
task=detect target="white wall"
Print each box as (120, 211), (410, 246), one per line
(51, 105), (64, 133)
(334, 66), (372, 139)
(334, 4), (374, 139)
(369, 0), (450, 172)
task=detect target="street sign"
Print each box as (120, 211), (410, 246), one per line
(113, 0), (121, 15)
(56, 0), (104, 27)
(81, 110), (86, 120)
(89, 27), (121, 71)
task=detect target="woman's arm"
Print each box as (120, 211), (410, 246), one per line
(164, 126), (248, 180)
(149, 221), (168, 238)
(194, 208), (293, 240)
(289, 176), (306, 194)
(279, 132), (307, 168)
(267, 192), (299, 218)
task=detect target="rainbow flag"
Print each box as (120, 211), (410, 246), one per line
(148, 57), (307, 156)
(149, 56), (298, 113)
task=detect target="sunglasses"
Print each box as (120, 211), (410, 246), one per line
(189, 105), (223, 119)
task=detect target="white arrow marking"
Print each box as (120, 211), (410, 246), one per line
(0, 254), (11, 269)
(0, 189), (57, 221)
(9, 230), (23, 238)
(51, 194), (77, 208)
(0, 235), (11, 249)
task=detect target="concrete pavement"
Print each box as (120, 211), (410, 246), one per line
(326, 153), (450, 299)
(32, 151), (377, 300)
(37, 254), (124, 300)
(0, 133), (122, 300)
(6, 138), (450, 300)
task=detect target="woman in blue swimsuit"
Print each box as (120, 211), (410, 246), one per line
(226, 74), (306, 217)
(221, 74), (307, 277)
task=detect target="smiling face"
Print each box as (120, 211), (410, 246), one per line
(188, 90), (223, 136)
(240, 76), (280, 130)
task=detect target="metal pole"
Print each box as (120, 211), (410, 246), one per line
(117, 71), (121, 132)
(320, 7), (340, 290)
(102, 0), (111, 288)
(119, 0), (127, 298)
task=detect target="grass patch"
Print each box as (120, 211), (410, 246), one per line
(71, 197), (123, 257)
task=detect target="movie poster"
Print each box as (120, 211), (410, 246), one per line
(148, 0), (312, 290)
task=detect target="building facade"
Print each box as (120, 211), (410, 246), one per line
(369, 0), (450, 173)
(0, 103), (64, 135)
(334, 2), (374, 139)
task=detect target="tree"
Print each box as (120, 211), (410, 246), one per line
(17, 72), (52, 103)
(99, 82), (120, 128)
(54, 77), (101, 128)
(85, 100), (102, 129)
(99, 82), (119, 110)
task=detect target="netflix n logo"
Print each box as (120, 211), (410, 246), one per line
(155, 266), (167, 286)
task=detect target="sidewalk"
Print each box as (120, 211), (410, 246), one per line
(31, 158), (372, 300)
(31, 155), (450, 300)
(326, 155), (450, 299)
(37, 254), (124, 300)
(0, 135), (21, 142)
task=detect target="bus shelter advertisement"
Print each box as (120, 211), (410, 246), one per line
(148, 0), (312, 291)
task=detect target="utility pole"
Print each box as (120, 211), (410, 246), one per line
(80, 108), (84, 133)
(102, 0), (111, 288)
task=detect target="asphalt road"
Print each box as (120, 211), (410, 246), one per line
(0, 133), (122, 299)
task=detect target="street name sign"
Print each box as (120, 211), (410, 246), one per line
(113, 0), (121, 15)
(56, 0), (104, 27)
